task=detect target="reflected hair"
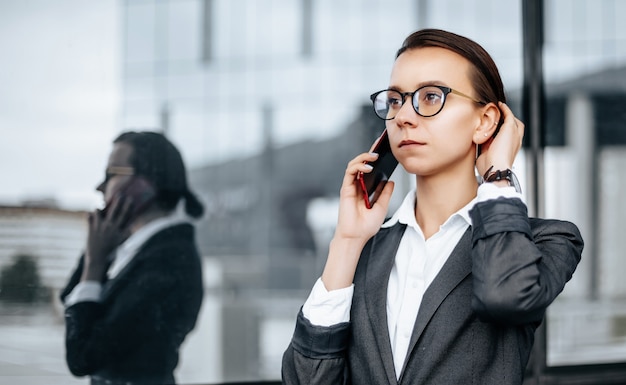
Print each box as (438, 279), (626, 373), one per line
(113, 131), (204, 218)
(397, 29), (506, 116)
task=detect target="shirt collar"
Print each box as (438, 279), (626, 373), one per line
(381, 189), (475, 230)
(119, 213), (187, 255)
(108, 210), (189, 278)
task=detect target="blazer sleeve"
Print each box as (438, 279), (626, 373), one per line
(282, 310), (350, 385)
(59, 254), (85, 303)
(64, 266), (181, 376)
(469, 197), (584, 325)
(63, 241), (202, 377)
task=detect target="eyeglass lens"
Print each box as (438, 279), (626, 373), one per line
(372, 86), (448, 120)
(103, 166), (134, 184)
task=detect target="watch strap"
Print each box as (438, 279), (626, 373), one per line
(482, 166), (522, 193)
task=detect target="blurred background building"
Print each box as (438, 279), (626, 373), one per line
(1, 0), (626, 384)
(0, 203), (87, 307)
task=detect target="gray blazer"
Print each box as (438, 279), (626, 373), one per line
(282, 198), (583, 385)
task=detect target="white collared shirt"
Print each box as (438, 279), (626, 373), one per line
(383, 189), (472, 377)
(63, 210), (189, 307)
(302, 183), (524, 379)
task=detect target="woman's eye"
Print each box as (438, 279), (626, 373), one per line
(388, 97), (402, 106)
(423, 92), (442, 104)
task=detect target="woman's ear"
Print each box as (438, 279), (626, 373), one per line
(473, 102), (501, 144)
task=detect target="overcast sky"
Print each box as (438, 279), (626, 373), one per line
(0, 0), (120, 210)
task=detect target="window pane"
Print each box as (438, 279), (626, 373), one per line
(543, 0), (626, 366)
(125, 2), (156, 64)
(165, 0), (201, 63)
(20, 0), (626, 383)
(213, 0), (301, 61)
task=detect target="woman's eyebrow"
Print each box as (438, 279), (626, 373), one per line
(388, 80), (448, 91)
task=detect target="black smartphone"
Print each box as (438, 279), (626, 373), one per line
(101, 176), (157, 220)
(357, 130), (399, 209)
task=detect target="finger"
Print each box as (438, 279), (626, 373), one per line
(107, 194), (125, 220)
(498, 102), (525, 138)
(344, 153), (379, 183)
(348, 152), (380, 168)
(115, 196), (135, 228)
(499, 103), (524, 128)
(499, 102), (514, 121)
(499, 103), (519, 132)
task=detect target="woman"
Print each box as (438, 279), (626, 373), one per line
(282, 29), (583, 385)
(61, 131), (204, 385)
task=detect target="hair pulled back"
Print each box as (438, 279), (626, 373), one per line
(113, 131), (204, 218)
(397, 28), (506, 108)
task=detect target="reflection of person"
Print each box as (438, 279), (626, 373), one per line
(60, 131), (205, 385)
(282, 29), (584, 385)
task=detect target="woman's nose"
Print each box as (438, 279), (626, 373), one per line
(394, 96), (419, 127)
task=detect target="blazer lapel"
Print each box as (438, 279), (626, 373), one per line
(400, 227), (473, 376)
(101, 256), (140, 301)
(364, 223), (407, 385)
(99, 224), (188, 302)
(101, 242), (152, 301)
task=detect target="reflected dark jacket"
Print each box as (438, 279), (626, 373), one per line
(60, 223), (203, 385)
(282, 198), (583, 385)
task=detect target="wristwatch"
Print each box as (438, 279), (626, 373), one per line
(482, 167), (522, 193)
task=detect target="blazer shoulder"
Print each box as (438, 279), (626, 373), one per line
(529, 217), (584, 257)
(139, 223), (198, 255)
(529, 217), (582, 238)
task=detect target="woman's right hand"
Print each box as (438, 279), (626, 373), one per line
(321, 149), (395, 291)
(81, 195), (133, 282)
(335, 152), (395, 241)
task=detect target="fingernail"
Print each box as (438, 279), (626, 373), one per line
(364, 164), (374, 170)
(370, 152), (379, 157)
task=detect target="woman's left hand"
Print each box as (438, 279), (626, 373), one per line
(476, 102), (525, 178)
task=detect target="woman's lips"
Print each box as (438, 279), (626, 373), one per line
(399, 139), (425, 147)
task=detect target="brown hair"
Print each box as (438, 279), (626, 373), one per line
(396, 28), (506, 109)
(114, 131), (204, 218)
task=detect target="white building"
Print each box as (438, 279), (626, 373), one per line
(0, 204), (87, 297)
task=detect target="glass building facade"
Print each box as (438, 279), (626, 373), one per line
(2, 0), (626, 384)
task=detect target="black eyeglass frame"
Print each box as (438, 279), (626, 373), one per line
(103, 166), (135, 185)
(369, 85), (487, 120)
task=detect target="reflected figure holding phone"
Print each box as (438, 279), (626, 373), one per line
(282, 29), (584, 384)
(60, 131), (205, 385)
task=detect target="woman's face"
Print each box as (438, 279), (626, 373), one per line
(96, 142), (134, 204)
(386, 46), (483, 177)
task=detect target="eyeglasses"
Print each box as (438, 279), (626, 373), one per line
(103, 166), (134, 184)
(370, 85), (486, 120)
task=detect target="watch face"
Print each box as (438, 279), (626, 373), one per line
(509, 170), (522, 194)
